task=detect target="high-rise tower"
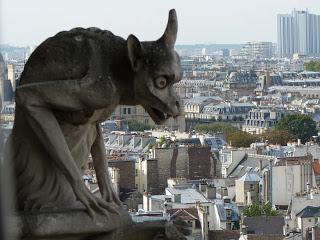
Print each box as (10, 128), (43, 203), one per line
(277, 9), (320, 58)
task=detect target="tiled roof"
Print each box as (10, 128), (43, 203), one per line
(168, 208), (199, 221)
(228, 154), (270, 178)
(243, 216), (284, 235)
(238, 172), (261, 182)
(166, 187), (209, 204)
(296, 206), (320, 218)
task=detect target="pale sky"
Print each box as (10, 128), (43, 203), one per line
(1, 0), (320, 46)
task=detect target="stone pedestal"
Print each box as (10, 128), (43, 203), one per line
(19, 209), (186, 240)
(20, 208), (131, 240)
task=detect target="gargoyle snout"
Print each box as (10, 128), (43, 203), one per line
(171, 99), (183, 118)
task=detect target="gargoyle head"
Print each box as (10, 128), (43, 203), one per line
(127, 9), (182, 124)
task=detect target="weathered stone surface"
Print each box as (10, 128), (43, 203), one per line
(20, 210), (185, 240)
(20, 208), (131, 239)
(4, 9), (183, 239)
(154, 146), (214, 192)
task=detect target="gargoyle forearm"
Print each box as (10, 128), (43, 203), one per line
(91, 124), (121, 204)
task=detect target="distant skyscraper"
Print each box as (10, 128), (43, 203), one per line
(0, 54), (14, 111)
(0, 53), (6, 110)
(7, 64), (16, 91)
(277, 9), (320, 58)
(201, 48), (206, 56)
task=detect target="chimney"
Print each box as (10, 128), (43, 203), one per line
(205, 183), (217, 199)
(206, 184), (217, 199)
(199, 180), (207, 192)
(143, 192), (150, 211)
(173, 193), (181, 203)
(247, 191), (252, 205)
(298, 139), (301, 145)
(221, 187), (228, 198)
(306, 182), (311, 200)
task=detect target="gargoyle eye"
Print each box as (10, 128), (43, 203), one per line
(155, 76), (167, 89)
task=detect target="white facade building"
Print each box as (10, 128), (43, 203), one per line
(240, 42), (273, 59)
(277, 9), (320, 58)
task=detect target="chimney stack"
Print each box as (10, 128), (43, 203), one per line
(174, 193), (181, 203)
(199, 179), (207, 192)
(205, 183), (217, 199)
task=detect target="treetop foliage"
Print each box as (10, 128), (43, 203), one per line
(194, 119), (314, 147)
(304, 61), (320, 72)
(194, 123), (237, 135)
(275, 114), (317, 143)
(243, 202), (278, 217)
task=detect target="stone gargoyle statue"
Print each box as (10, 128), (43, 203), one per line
(5, 9), (184, 239)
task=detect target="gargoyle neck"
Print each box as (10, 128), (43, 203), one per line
(109, 43), (136, 105)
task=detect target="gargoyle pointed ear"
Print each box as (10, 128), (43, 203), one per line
(127, 34), (142, 72)
(159, 9), (178, 48)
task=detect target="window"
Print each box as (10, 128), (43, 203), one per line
(128, 108), (131, 114)
(123, 108), (127, 114)
(226, 222), (232, 230)
(205, 139), (212, 146)
(226, 209), (232, 218)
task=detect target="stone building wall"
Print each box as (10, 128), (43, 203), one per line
(146, 159), (159, 194)
(108, 160), (135, 191)
(188, 146), (213, 180)
(153, 146), (215, 192)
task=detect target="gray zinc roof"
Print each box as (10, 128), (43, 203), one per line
(296, 206), (320, 218)
(238, 172), (262, 182)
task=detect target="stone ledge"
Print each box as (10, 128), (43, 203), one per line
(20, 208), (132, 239)
(19, 209), (186, 240)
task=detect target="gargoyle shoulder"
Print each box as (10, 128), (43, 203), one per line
(20, 27), (124, 85)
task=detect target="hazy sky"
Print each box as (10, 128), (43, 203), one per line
(1, 0), (320, 46)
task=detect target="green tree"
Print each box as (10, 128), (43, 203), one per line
(275, 114), (318, 143)
(195, 124), (258, 147)
(159, 135), (166, 146)
(243, 202), (278, 217)
(262, 202), (278, 216)
(261, 129), (296, 146)
(226, 130), (258, 148)
(128, 120), (151, 131)
(305, 61), (320, 71)
(243, 202), (263, 217)
(233, 221), (240, 230)
(237, 116), (244, 121)
(194, 123), (237, 135)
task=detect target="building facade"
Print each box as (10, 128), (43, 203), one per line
(111, 104), (185, 131)
(242, 109), (285, 134)
(240, 42), (273, 59)
(277, 9), (320, 58)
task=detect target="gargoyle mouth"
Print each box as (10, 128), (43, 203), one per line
(147, 107), (173, 125)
